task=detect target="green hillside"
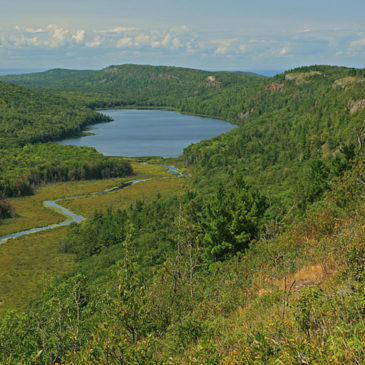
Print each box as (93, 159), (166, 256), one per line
(184, 65), (365, 212)
(0, 80), (109, 147)
(1, 155), (363, 364)
(0, 64), (267, 121)
(0, 81), (133, 201)
(0, 64), (364, 363)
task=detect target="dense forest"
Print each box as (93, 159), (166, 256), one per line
(0, 144), (133, 198)
(0, 81), (112, 147)
(0, 81), (133, 214)
(0, 65), (267, 118)
(3, 64), (365, 207)
(1, 153), (363, 364)
(0, 64), (364, 363)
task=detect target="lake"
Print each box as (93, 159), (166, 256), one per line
(57, 109), (236, 157)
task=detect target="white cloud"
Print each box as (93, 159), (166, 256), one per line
(279, 47), (289, 55)
(86, 36), (103, 48)
(25, 27), (44, 33)
(161, 34), (170, 47)
(6, 24), (74, 48)
(350, 38), (365, 47)
(172, 37), (183, 49)
(22, 36), (42, 46)
(215, 47), (228, 54)
(3, 22), (364, 70)
(133, 32), (175, 49)
(211, 39), (236, 55)
(46, 24), (68, 41)
(134, 33), (151, 46)
(14, 34), (49, 47)
(116, 37), (132, 48)
(186, 41), (196, 53)
(98, 26), (139, 34)
(72, 30), (85, 44)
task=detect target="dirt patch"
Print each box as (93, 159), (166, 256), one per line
(276, 264), (335, 291)
(266, 83), (284, 92)
(285, 71), (322, 85)
(238, 111), (249, 120)
(333, 76), (356, 89)
(348, 99), (365, 114)
(205, 75), (220, 88)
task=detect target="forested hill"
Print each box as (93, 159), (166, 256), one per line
(0, 64), (267, 92)
(0, 81), (109, 147)
(2, 64), (365, 209)
(184, 65), (365, 210)
(0, 81), (133, 199)
(0, 64), (267, 120)
(0, 65), (364, 363)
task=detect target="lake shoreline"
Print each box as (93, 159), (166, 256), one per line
(57, 108), (236, 158)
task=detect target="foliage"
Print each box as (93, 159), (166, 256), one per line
(0, 155), (362, 363)
(0, 64), (365, 363)
(201, 177), (268, 261)
(0, 65), (266, 123)
(0, 143), (133, 197)
(0, 199), (15, 221)
(0, 81), (109, 147)
(183, 65), (365, 214)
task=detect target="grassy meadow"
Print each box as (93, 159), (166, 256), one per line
(0, 162), (174, 236)
(0, 162), (187, 313)
(0, 227), (72, 314)
(61, 177), (187, 218)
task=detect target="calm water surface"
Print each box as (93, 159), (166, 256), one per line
(57, 109), (236, 157)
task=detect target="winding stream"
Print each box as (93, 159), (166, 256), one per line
(0, 165), (185, 245)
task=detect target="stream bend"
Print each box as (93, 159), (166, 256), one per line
(0, 165), (184, 245)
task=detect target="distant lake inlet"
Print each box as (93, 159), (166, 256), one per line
(57, 109), (236, 157)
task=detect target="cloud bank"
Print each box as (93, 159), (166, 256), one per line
(0, 23), (364, 70)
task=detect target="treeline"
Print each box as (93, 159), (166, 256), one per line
(0, 169), (273, 362)
(0, 144), (133, 198)
(62, 176), (268, 263)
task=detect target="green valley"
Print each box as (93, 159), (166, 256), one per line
(0, 64), (364, 364)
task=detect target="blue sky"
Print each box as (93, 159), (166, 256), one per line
(1, 0), (365, 72)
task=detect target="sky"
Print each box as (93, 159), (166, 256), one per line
(1, 0), (365, 73)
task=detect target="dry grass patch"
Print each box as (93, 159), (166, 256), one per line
(275, 264), (332, 291)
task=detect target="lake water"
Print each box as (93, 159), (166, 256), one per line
(57, 109), (236, 157)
